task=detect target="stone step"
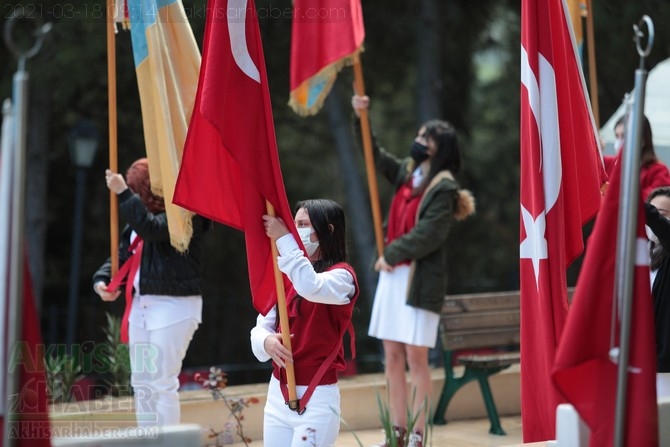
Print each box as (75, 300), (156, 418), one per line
(49, 365), (521, 445)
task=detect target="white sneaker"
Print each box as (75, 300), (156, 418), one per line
(369, 426), (406, 447)
(407, 432), (423, 447)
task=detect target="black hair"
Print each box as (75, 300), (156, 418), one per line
(647, 185), (670, 204)
(412, 120), (460, 195)
(647, 186), (670, 272)
(617, 115), (657, 167)
(294, 199), (348, 273)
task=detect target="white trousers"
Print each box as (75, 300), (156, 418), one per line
(129, 318), (199, 427)
(263, 376), (341, 447)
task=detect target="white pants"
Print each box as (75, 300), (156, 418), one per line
(263, 376), (341, 447)
(129, 318), (199, 427)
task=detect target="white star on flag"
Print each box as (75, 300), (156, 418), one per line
(520, 205), (547, 289)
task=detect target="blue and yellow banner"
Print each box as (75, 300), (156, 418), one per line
(128, 0), (200, 251)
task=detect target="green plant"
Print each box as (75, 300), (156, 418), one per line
(45, 352), (83, 403)
(372, 385), (433, 447)
(197, 367), (259, 446)
(101, 312), (132, 397)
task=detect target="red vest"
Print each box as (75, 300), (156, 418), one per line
(273, 263), (359, 411)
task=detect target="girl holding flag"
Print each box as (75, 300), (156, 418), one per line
(251, 199), (358, 447)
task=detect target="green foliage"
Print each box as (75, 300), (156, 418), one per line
(595, 0), (670, 119)
(101, 312), (132, 397)
(45, 351), (83, 403)
(449, 4), (522, 293)
(372, 386), (432, 446)
(375, 390), (396, 447)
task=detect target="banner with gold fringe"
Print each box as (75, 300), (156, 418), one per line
(289, 0), (364, 116)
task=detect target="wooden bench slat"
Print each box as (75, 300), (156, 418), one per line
(442, 309), (520, 330)
(440, 327), (520, 351)
(458, 352), (520, 369)
(441, 291), (520, 314)
(435, 291), (524, 434)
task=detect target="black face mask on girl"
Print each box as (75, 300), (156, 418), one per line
(410, 141), (429, 163)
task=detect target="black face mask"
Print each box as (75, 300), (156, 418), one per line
(410, 141), (429, 163)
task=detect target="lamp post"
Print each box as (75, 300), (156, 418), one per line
(65, 120), (99, 349)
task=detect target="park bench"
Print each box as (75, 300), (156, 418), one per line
(432, 290), (521, 435)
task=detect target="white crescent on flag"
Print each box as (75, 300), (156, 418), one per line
(174, 0), (297, 315)
(519, 46), (562, 288)
(228, 0), (261, 83)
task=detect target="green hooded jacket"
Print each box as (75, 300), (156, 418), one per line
(359, 122), (475, 314)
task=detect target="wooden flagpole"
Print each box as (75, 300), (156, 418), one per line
(584, 0), (600, 128)
(107, 0), (119, 275)
(352, 58), (385, 257)
(266, 201), (298, 408)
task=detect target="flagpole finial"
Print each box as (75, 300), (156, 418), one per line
(3, 5), (52, 70)
(633, 15), (654, 68)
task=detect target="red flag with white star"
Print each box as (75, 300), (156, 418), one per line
(519, 0), (606, 441)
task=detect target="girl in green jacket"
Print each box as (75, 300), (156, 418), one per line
(353, 95), (475, 447)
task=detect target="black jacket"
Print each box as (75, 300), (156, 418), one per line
(645, 202), (670, 372)
(92, 189), (211, 296)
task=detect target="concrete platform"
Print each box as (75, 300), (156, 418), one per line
(50, 365), (522, 446)
(246, 415), (525, 446)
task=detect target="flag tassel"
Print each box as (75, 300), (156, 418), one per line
(289, 48), (364, 117)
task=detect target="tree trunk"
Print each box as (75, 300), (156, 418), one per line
(25, 85), (50, 315)
(417, 0), (443, 123)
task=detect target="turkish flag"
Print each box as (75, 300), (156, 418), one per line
(519, 0), (606, 441)
(0, 265), (52, 446)
(1, 97), (50, 446)
(174, 0), (298, 315)
(553, 155), (658, 446)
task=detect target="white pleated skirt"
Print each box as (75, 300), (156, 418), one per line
(368, 265), (440, 348)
